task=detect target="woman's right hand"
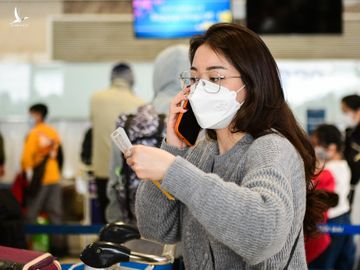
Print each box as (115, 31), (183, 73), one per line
(166, 89), (189, 148)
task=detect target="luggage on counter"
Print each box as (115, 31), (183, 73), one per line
(0, 245), (60, 270)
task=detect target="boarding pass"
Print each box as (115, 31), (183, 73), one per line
(111, 127), (175, 201)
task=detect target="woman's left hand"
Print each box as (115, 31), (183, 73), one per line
(124, 145), (176, 181)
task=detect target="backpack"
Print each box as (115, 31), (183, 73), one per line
(113, 105), (166, 223)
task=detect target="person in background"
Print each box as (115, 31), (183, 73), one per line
(21, 103), (64, 255)
(309, 124), (355, 269)
(106, 44), (189, 224)
(305, 168), (335, 266)
(341, 94), (360, 206)
(306, 126), (337, 267)
(90, 63), (144, 224)
(0, 132), (5, 177)
(128, 23), (332, 268)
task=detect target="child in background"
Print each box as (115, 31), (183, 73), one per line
(309, 124), (355, 269)
(305, 168), (335, 265)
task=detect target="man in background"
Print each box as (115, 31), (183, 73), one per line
(341, 94), (360, 205)
(21, 103), (64, 255)
(90, 63), (144, 223)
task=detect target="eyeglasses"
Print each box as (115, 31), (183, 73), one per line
(179, 70), (241, 93)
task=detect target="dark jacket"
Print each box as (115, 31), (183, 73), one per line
(0, 133), (5, 166)
(344, 124), (360, 185)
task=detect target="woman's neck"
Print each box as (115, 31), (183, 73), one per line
(216, 128), (246, 155)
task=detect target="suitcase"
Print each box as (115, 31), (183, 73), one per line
(0, 245), (60, 270)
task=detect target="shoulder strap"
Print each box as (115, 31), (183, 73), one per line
(283, 228), (302, 270)
(156, 114), (166, 137)
(39, 153), (51, 167)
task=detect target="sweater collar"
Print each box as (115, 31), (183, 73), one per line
(210, 133), (254, 158)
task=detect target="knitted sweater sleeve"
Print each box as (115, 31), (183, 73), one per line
(134, 140), (189, 243)
(160, 135), (303, 265)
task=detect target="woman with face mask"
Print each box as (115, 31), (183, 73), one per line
(341, 94), (360, 205)
(125, 23), (332, 269)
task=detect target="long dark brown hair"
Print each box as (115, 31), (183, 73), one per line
(189, 23), (331, 236)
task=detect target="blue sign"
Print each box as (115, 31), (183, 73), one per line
(133, 0), (232, 38)
(306, 109), (326, 135)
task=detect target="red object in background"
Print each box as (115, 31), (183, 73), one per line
(11, 172), (28, 211)
(305, 169), (335, 263)
(0, 245), (60, 270)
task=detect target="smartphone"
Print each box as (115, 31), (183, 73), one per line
(174, 99), (201, 146)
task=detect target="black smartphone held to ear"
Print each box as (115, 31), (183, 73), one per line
(174, 99), (201, 146)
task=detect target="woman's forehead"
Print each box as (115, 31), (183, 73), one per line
(192, 45), (233, 71)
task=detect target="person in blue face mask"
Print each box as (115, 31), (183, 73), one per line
(123, 23), (334, 269)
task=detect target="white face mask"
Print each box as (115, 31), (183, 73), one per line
(314, 146), (329, 161)
(343, 113), (357, 128)
(188, 79), (245, 129)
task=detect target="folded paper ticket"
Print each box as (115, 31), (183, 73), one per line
(111, 127), (175, 201)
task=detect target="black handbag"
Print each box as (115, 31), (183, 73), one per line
(26, 155), (50, 198)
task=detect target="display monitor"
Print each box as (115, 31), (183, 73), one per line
(132, 0), (232, 38)
(246, 0), (343, 34)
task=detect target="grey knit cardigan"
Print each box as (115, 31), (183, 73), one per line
(135, 133), (307, 269)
